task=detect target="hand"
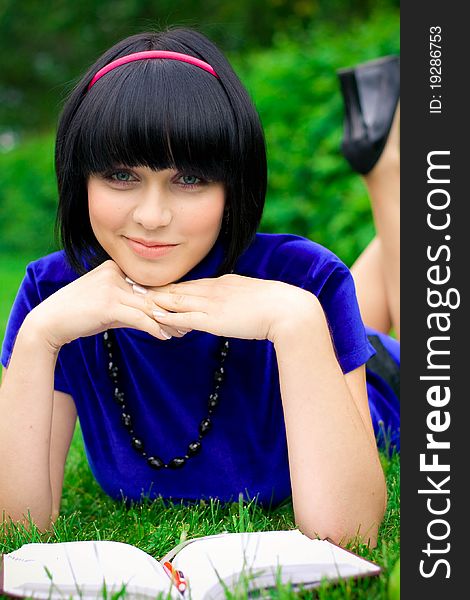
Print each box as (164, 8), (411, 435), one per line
(141, 274), (321, 342)
(27, 260), (183, 351)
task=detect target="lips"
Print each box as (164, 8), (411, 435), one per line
(124, 237), (179, 259)
(126, 237), (178, 248)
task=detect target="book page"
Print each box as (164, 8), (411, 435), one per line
(4, 540), (178, 599)
(170, 530), (380, 600)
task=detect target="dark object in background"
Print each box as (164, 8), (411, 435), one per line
(337, 55), (400, 175)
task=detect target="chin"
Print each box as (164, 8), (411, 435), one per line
(125, 265), (183, 288)
(132, 273), (176, 288)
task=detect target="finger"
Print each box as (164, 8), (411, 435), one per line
(122, 276), (150, 296)
(158, 325), (188, 338)
(126, 281), (188, 333)
(116, 290), (176, 335)
(159, 327), (173, 340)
(151, 310), (209, 332)
(160, 325), (193, 336)
(122, 287), (169, 318)
(120, 284), (191, 337)
(125, 276), (205, 297)
(150, 291), (210, 313)
(128, 277), (228, 303)
(156, 274), (249, 293)
(132, 282), (149, 295)
(113, 304), (174, 340)
(149, 279), (217, 296)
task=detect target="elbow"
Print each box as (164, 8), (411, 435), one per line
(295, 480), (388, 549)
(296, 516), (382, 549)
(325, 523), (381, 549)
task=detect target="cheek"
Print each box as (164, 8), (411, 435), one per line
(183, 209), (222, 235)
(180, 191), (225, 237)
(88, 192), (125, 233)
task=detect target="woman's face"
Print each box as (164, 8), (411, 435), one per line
(88, 166), (225, 286)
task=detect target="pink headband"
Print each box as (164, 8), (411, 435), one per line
(87, 50), (219, 90)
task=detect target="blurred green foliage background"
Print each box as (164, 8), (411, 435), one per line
(0, 1), (400, 309)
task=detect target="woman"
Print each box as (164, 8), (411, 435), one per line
(0, 28), (397, 547)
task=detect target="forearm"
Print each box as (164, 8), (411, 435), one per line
(0, 312), (59, 529)
(273, 302), (386, 546)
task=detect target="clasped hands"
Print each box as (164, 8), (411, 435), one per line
(127, 274), (321, 344)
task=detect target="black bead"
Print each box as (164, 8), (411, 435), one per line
(147, 456), (165, 469)
(188, 441), (202, 456)
(168, 457), (186, 469)
(122, 414), (132, 429)
(199, 418), (211, 436)
(114, 389), (125, 404)
(208, 393), (219, 409)
(214, 368), (224, 383)
(131, 437), (144, 452)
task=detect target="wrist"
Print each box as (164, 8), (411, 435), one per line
(268, 288), (327, 346)
(22, 311), (63, 356)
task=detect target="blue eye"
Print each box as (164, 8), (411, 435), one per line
(102, 170), (138, 186)
(179, 175), (201, 186)
(112, 171), (132, 182)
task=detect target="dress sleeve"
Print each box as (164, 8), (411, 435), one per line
(0, 262), (71, 394)
(304, 258), (376, 374)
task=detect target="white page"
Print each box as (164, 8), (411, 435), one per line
(4, 543), (75, 591)
(4, 541), (176, 599)
(171, 530), (379, 600)
(92, 541), (172, 593)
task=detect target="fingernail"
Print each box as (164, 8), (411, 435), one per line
(125, 276), (136, 285)
(153, 308), (167, 318)
(160, 328), (172, 340)
(132, 283), (148, 295)
(177, 329), (187, 335)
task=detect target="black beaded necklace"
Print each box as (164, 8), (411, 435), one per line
(103, 329), (229, 470)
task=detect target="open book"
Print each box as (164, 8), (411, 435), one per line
(0, 529), (380, 599)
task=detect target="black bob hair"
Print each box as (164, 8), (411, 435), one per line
(55, 28), (267, 276)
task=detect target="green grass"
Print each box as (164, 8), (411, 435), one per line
(0, 255), (400, 598)
(0, 252), (39, 351)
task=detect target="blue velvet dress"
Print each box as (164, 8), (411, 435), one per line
(1, 233), (399, 507)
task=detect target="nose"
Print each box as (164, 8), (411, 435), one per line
(132, 186), (173, 230)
